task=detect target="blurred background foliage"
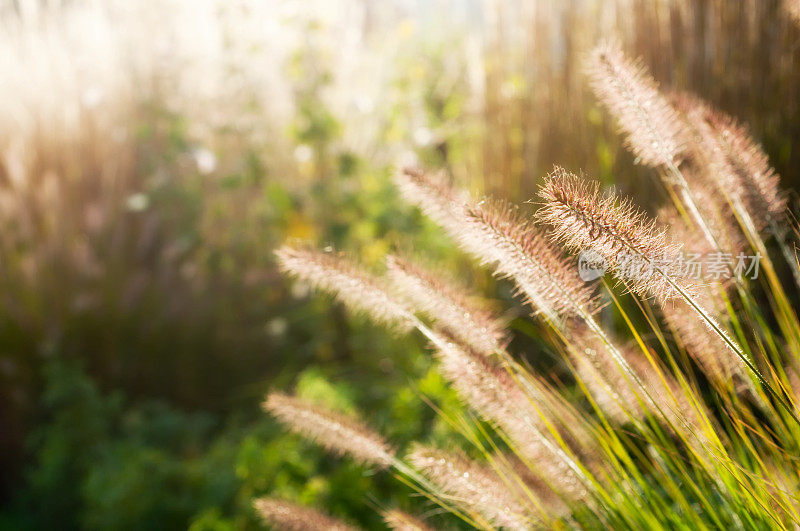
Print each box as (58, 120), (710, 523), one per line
(0, 0), (797, 528)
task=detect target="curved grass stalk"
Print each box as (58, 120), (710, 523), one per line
(625, 233), (795, 424)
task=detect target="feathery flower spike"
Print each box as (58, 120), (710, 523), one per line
(672, 93), (786, 229)
(264, 392), (395, 468)
(386, 255), (507, 356)
(537, 167), (695, 303)
(394, 167), (470, 234)
(396, 167), (596, 324)
(657, 181), (745, 260)
(433, 335), (590, 501)
(662, 299), (748, 384)
(569, 333), (644, 424)
(572, 325), (709, 443)
(253, 498), (359, 531)
(460, 199), (597, 322)
(539, 169), (797, 420)
(408, 445), (532, 530)
(706, 113), (786, 223)
(275, 245), (413, 330)
(587, 41), (685, 168)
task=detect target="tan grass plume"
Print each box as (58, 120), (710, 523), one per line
(253, 497), (358, 531)
(707, 113), (786, 224)
(587, 41), (685, 168)
(672, 93), (786, 229)
(571, 325), (710, 443)
(386, 254), (507, 356)
(537, 167), (695, 303)
(662, 299), (748, 385)
(393, 167), (470, 235)
(459, 199), (597, 323)
(275, 245), (413, 330)
(263, 392), (395, 468)
(569, 332), (644, 424)
(395, 168), (596, 324)
(407, 445), (532, 530)
(433, 335), (591, 501)
(657, 185), (745, 260)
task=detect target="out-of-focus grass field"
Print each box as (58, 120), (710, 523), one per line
(0, 0), (797, 529)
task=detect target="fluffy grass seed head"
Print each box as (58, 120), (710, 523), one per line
(572, 324), (708, 440)
(622, 345), (710, 442)
(587, 41), (685, 168)
(433, 335), (591, 500)
(394, 166), (470, 234)
(407, 445), (532, 530)
(253, 498), (358, 531)
(569, 329), (645, 424)
(706, 112), (786, 223)
(661, 299), (749, 383)
(537, 167), (696, 303)
(459, 199), (598, 321)
(275, 245), (413, 331)
(263, 392), (395, 468)
(386, 254), (507, 356)
(672, 93), (786, 228)
(657, 183), (745, 260)
(394, 166), (597, 323)
(433, 335), (547, 435)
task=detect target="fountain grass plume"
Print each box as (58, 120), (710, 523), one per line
(253, 497), (358, 531)
(407, 445), (533, 530)
(275, 245), (414, 331)
(264, 392), (395, 468)
(386, 254), (507, 356)
(587, 41), (685, 168)
(431, 333), (593, 500)
(459, 199), (598, 324)
(537, 167), (696, 304)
